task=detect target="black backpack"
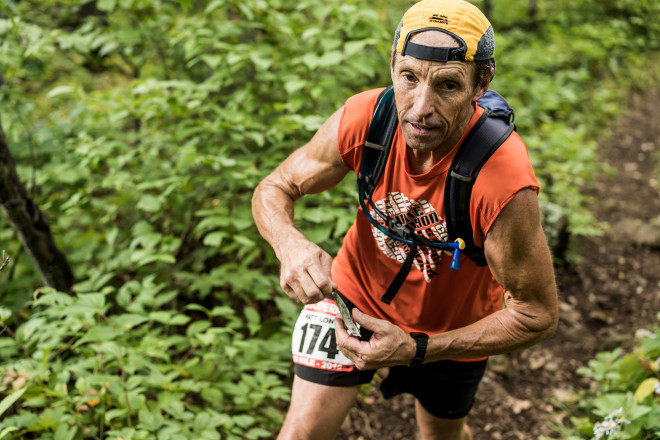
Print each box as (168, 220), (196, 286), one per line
(357, 86), (515, 305)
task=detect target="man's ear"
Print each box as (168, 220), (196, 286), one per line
(390, 50), (397, 79)
(473, 66), (494, 102)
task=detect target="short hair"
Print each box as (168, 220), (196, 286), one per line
(475, 58), (495, 88)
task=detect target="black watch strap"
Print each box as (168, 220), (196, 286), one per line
(408, 332), (429, 367)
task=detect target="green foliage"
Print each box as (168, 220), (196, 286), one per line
(548, 314), (660, 439)
(1, 0), (395, 437)
(0, 288), (290, 438)
(1, 0), (660, 437)
(490, 0), (660, 244)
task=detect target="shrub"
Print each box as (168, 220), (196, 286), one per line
(546, 314), (660, 439)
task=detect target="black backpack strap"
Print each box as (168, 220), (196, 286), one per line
(357, 86), (417, 305)
(444, 109), (515, 266)
(358, 86), (397, 199)
(357, 87), (513, 304)
(379, 239), (417, 305)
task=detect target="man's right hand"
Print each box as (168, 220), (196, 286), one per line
(251, 105), (347, 304)
(278, 238), (335, 305)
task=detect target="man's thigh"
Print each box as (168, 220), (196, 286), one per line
(278, 376), (359, 440)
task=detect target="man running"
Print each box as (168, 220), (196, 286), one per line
(252, 1), (558, 438)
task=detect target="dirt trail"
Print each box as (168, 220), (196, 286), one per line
(337, 88), (660, 439)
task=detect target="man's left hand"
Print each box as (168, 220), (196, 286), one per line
(335, 309), (416, 370)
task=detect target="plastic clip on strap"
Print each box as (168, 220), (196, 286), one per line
(450, 238), (466, 270)
(380, 238), (465, 305)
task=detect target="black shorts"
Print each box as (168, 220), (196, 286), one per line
(292, 293), (487, 419)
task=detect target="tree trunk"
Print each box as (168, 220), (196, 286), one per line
(528, 0), (538, 21)
(0, 115), (75, 292)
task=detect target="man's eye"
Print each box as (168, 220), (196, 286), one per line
(444, 82), (457, 90)
(404, 74), (415, 82)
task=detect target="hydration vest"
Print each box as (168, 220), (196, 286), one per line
(357, 86), (515, 305)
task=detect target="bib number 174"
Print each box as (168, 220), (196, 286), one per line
(291, 299), (355, 372)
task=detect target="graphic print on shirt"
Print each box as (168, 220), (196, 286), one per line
(370, 192), (452, 282)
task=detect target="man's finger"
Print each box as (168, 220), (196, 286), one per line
(306, 257), (333, 296)
(335, 317), (365, 353)
(351, 308), (387, 332)
(335, 316), (348, 339)
(290, 271), (324, 304)
(319, 252), (338, 290)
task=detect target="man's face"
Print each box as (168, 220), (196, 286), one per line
(391, 31), (485, 154)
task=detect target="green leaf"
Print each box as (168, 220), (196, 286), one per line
(0, 0), (19, 15)
(203, 232), (226, 247)
(186, 320), (212, 337)
(317, 51), (343, 66)
(78, 293), (106, 309)
(112, 314), (149, 330)
(0, 388), (26, 418)
(139, 409), (164, 431)
(245, 427), (272, 439)
(635, 378), (659, 402)
(175, 0), (192, 10)
(593, 393), (627, 415)
(628, 404), (652, 420)
(97, 0), (116, 12)
(0, 307), (11, 323)
(169, 314), (191, 326)
(234, 235), (255, 247)
(76, 325), (116, 345)
(0, 427), (18, 440)
(137, 194), (163, 212)
(46, 85), (74, 99)
(284, 79), (305, 94)
(200, 387), (223, 404)
(33, 292), (74, 307)
(149, 311), (173, 323)
(244, 306), (261, 335)
(105, 408), (128, 423)
(54, 425), (77, 440)
(232, 414), (255, 428)
(244, 307), (260, 325)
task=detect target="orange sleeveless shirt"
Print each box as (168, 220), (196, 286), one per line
(331, 88), (540, 350)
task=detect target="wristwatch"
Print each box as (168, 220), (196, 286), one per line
(408, 332), (429, 367)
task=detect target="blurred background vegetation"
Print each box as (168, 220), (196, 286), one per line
(0, 0), (659, 438)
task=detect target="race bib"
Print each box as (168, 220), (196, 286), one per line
(292, 298), (356, 372)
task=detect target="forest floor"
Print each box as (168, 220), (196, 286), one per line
(336, 87), (660, 440)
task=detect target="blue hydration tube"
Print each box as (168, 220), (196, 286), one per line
(358, 179), (465, 270)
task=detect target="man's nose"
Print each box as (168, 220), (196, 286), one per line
(411, 84), (435, 120)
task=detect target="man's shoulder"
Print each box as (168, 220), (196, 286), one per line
(472, 128), (538, 199)
(337, 88), (389, 169)
(344, 87), (387, 113)
(339, 88), (388, 144)
(493, 130), (530, 162)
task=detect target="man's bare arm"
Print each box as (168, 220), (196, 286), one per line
(252, 107), (350, 304)
(335, 188), (558, 369)
(422, 188), (558, 359)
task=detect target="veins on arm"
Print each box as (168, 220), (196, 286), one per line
(251, 106), (349, 252)
(424, 189), (558, 361)
(485, 188), (559, 343)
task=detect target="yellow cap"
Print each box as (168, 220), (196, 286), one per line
(393, 0), (494, 62)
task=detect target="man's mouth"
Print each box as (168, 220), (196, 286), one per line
(408, 122), (437, 136)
